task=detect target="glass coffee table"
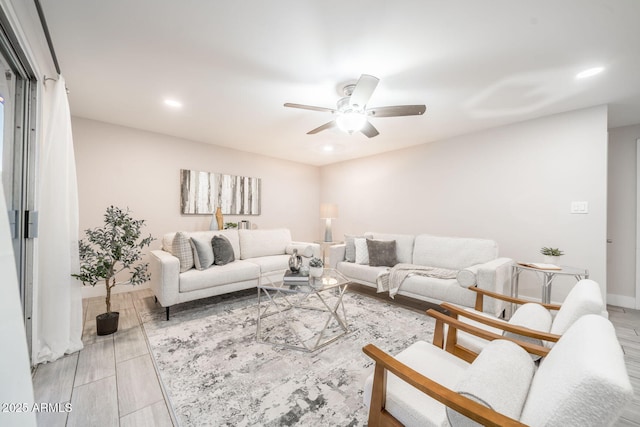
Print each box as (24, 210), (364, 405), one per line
(256, 268), (350, 352)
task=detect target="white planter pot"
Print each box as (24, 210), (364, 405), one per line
(543, 255), (560, 265)
(309, 267), (323, 278)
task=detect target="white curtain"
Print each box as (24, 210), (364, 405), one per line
(34, 75), (83, 363)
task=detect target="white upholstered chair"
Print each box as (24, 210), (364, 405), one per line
(441, 279), (604, 362)
(363, 313), (632, 427)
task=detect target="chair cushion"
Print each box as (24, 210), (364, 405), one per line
(550, 279), (604, 336)
(503, 303), (553, 350)
(447, 339), (535, 426)
(363, 341), (469, 427)
(520, 315), (633, 427)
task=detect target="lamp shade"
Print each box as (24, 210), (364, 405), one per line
(320, 203), (338, 219)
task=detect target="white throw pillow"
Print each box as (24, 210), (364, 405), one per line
(447, 340), (535, 426)
(354, 237), (369, 265)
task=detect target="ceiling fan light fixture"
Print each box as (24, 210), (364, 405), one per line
(336, 111), (367, 133)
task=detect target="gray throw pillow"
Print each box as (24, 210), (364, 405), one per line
(212, 235), (235, 265)
(345, 234), (366, 262)
(367, 239), (398, 267)
(190, 236), (214, 270)
(172, 231), (194, 272)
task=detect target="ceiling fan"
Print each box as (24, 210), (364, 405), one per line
(284, 74), (426, 138)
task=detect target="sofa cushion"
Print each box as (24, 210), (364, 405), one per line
(189, 236), (214, 270)
(367, 239), (398, 267)
(179, 260), (259, 293)
(447, 340), (535, 426)
(412, 234), (498, 270)
(337, 261), (388, 286)
(399, 275), (475, 307)
(239, 229), (291, 259)
(354, 237), (370, 264)
(172, 232), (194, 273)
(245, 255), (290, 274)
(367, 232), (415, 264)
(213, 235), (235, 265)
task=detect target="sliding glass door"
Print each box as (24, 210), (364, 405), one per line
(0, 16), (37, 357)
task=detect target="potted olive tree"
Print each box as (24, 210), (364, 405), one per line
(72, 206), (154, 335)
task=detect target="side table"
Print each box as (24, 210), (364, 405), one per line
(511, 264), (589, 305)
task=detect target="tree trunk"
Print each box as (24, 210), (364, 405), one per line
(105, 277), (112, 313)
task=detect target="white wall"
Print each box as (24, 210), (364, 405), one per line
(607, 124), (640, 308)
(321, 106), (609, 304)
(72, 117), (321, 297)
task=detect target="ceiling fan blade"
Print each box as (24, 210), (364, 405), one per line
(284, 103), (336, 114)
(360, 121), (379, 138)
(307, 120), (336, 134)
(349, 74), (379, 109)
(367, 105), (426, 117)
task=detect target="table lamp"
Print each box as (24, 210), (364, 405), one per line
(320, 203), (338, 242)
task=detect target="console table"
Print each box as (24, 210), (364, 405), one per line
(511, 264), (589, 305)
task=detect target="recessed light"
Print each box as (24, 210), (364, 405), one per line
(323, 145), (334, 152)
(575, 67), (604, 79)
(163, 99), (183, 108)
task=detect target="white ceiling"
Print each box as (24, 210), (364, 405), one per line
(40, 0), (640, 166)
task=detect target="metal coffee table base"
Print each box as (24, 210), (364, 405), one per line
(256, 283), (349, 352)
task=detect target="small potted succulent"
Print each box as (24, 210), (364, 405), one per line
(540, 247), (564, 265)
(308, 257), (324, 278)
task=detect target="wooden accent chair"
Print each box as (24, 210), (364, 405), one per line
(363, 313), (632, 427)
(443, 279), (604, 362)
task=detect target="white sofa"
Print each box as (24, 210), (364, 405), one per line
(149, 228), (321, 319)
(329, 232), (512, 316)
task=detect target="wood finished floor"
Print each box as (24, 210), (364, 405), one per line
(32, 288), (640, 426)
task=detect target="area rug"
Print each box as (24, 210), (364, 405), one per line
(142, 290), (435, 426)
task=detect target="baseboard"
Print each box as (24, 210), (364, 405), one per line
(606, 293), (636, 309)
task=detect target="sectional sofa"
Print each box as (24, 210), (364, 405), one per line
(149, 228), (321, 319)
(329, 232), (513, 316)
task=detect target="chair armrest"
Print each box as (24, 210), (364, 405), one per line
(149, 249), (180, 307)
(470, 286), (561, 312)
(362, 344), (526, 427)
(329, 244), (346, 269)
(440, 302), (561, 343)
(426, 309), (550, 361)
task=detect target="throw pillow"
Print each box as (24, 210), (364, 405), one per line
(354, 237), (369, 265)
(172, 231), (194, 273)
(212, 235), (235, 265)
(366, 239), (398, 267)
(456, 267), (478, 288)
(446, 340), (535, 426)
(189, 236), (214, 270)
(344, 234), (365, 262)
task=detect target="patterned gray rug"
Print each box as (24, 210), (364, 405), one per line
(142, 290), (435, 426)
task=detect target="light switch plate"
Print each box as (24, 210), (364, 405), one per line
(571, 201), (588, 214)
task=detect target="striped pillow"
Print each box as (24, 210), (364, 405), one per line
(172, 231), (194, 272)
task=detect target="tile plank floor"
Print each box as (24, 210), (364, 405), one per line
(32, 289), (640, 426)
